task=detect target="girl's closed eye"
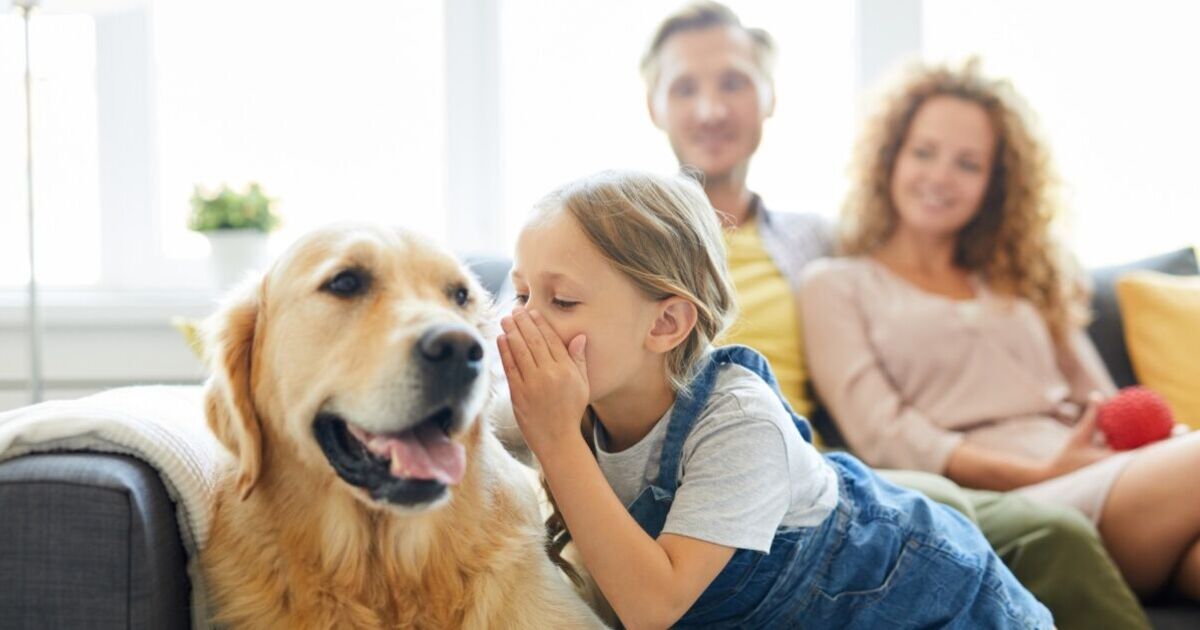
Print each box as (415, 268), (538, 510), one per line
(512, 293), (578, 309)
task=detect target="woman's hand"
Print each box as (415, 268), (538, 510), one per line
(1041, 393), (1114, 481)
(497, 306), (589, 459)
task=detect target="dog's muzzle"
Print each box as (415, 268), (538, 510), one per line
(312, 323), (486, 508)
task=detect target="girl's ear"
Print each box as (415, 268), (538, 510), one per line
(646, 297), (698, 354)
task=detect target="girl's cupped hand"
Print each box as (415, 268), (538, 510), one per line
(498, 306), (589, 458)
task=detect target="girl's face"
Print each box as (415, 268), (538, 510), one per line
(889, 96), (996, 242)
(510, 212), (664, 404)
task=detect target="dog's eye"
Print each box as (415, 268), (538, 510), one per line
(452, 285), (470, 307)
(323, 269), (369, 297)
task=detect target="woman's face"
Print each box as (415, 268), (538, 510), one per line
(889, 96), (997, 241)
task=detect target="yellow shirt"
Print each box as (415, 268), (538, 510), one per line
(719, 219), (812, 418)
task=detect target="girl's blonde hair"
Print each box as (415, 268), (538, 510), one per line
(530, 169), (738, 394)
(841, 58), (1089, 343)
(529, 169), (737, 584)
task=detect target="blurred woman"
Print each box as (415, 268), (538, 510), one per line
(802, 59), (1200, 600)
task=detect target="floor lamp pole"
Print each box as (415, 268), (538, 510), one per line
(17, 0), (43, 403)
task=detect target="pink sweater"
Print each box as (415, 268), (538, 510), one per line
(800, 257), (1116, 474)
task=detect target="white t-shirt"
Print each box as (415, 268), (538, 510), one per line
(595, 363), (839, 554)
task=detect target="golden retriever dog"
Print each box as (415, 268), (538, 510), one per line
(200, 223), (605, 629)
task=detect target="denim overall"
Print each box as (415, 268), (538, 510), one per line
(624, 346), (1052, 628)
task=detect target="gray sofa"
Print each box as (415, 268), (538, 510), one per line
(0, 248), (1196, 629)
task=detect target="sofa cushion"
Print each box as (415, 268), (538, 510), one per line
(1087, 247), (1199, 388)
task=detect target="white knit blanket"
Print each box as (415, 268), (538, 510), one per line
(0, 385), (227, 629)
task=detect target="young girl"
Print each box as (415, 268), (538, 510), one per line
(498, 170), (1051, 628)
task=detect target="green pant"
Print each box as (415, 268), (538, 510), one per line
(881, 470), (1150, 630)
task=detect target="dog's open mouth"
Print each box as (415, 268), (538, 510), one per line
(312, 408), (466, 506)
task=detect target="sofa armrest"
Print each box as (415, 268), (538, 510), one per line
(0, 452), (191, 629)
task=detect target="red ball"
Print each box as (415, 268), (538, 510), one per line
(1097, 386), (1174, 450)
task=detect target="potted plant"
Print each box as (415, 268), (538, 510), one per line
(188, 182), (281, 288)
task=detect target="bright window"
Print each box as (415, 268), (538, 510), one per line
(151, 0), (447, 264)
(1, 1), (445, 290)
(923, 0), (1200, 265)
(0, 14), (102, 287)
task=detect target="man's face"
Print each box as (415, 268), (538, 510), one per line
(649, 25), (774, 182)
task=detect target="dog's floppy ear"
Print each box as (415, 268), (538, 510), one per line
(204, 280), (265, 500)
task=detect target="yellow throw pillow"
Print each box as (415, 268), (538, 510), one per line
(1116, 271), (1200, 428)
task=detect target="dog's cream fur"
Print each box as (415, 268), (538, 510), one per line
(201, 224), (605, 629)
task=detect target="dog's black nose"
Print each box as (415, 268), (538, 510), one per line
(416, 324), (484, 396)
(418, 324), (484, 364)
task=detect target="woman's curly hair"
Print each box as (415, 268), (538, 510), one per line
(841, 58), (1089, 343)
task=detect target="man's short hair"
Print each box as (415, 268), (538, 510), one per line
(639, 1), (777, 92)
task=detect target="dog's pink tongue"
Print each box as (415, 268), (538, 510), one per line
(383, 424), (466, 485)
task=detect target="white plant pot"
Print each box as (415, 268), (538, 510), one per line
(204, 229), (269, 289)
